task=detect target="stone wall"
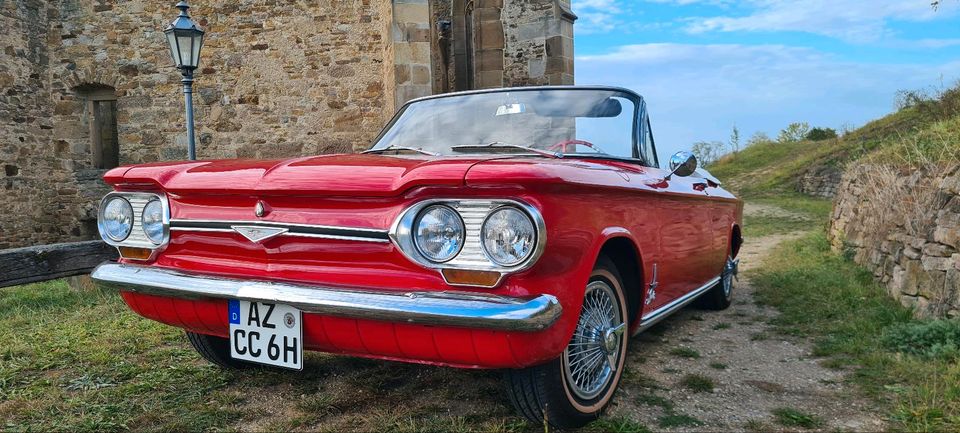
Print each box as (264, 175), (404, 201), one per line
(0, 0), (576, 249)
(502, 0), (575, 86)
(392, 0), (432, 108)
(797, 164), (842, 198)
(830, 165), (960, 317)
(1, 0), (397, 248)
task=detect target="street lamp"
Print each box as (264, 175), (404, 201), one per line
(164, 1), (205, 160)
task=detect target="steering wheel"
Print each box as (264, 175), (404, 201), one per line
(548, 139), (599, 153)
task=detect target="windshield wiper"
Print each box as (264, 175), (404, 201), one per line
(363, 145), (440, 156)
(451, 142), (562, 159)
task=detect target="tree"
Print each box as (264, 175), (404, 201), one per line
(729, 125), (741, 153)
(746, 131), (772, 147)
(932, 1), (956, 10)
(777, 122), (810, 143)
(691, 140), (726, 166)
(805, 127), (838, 141)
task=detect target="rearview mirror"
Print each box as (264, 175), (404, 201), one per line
(667, 151), (698, 179)
(496, 103), (526, 116)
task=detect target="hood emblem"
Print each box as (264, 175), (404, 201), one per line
(231, 225), (288, 243)
(254, 201), (267, 218)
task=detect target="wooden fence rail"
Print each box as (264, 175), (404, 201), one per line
(0, 241), (118, 288)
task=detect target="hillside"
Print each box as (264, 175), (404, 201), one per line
(705, 84), (960, 433)
(709, 85), (960, 198)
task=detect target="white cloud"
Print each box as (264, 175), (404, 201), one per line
(681, 0), (958, 43)
(571, 0), (625, 34)
(577, 43), (960, 159)
(901, 38), (960, 49)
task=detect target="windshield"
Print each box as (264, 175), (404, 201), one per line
(369, 89), (640, 159)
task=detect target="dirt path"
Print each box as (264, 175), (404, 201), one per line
(606, 209), (886, 431)
(229, 205), (886, 432)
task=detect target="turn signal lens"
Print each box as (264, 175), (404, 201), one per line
(118, 246), (153, 260)
(441, 269), (502, 287)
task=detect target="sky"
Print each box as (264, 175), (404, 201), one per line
(571, 0), (960, 159)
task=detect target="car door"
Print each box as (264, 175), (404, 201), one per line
(636, 112), (715, 315)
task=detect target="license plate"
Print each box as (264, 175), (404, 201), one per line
(228, 300), (303, 370)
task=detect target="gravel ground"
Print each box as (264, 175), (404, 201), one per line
(605, 229), (887, 432)
(228, 205), (887, 432)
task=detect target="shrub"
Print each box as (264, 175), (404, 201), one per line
(746, 131), (772, 147)
(691, 140), (727, 166)
(777, 122), (810, 143)
(882, 320), (960, 360)
(805, 127), (837, 141)
(894, 83), (960, 122)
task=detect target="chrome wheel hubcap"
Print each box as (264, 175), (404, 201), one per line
(722, 256), (738, 298)
(563, 280), (624, 400)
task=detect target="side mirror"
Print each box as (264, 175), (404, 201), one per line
(667, 151), (698, 179)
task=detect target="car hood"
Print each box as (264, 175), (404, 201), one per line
(105, 154), (502, 197)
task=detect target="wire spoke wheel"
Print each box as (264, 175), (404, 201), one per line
(562, 280), (625, 400)
(722, 255), (737, 298)
(504, 258), (628, 429)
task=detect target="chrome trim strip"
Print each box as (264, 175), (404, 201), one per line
(171, 219), (388, 233)
(91, 262), (562, 332)
(636, 276), (722, 334)
(169, 219), (391, 243)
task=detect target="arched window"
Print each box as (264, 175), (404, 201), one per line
(75, 84), (119, 169)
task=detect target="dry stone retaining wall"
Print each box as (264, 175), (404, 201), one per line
(797, 164), (842, 198)
(830, 165), (960, 317)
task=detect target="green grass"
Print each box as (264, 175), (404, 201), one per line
(751, 231), (960, 432)
(708, 362), (727, 370)
(743, 194), (832, 237)
(668, 347), (700, 359)
(0, 280), (527, 432)
(590, 416), (651, 433)
(0, 280), (239, 432)
(712, 323), (731, 330)
(771, 407), (824, 429)
(678, 374), (715, 393)
(636, 392), (673, 411)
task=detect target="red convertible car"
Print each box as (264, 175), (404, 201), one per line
(92, 86), (742, 428)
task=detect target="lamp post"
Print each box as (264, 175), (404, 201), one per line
(164, 1), (205, 160)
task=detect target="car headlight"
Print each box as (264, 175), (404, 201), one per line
(100, 196), (133, 242)
(413, 205), (465, 263)
(141, 199), (165, 244)
(481, 207), (536, 266)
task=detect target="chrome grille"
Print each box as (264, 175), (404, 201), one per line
(447, 200), (500, 268)
(125, 194), (155, 246)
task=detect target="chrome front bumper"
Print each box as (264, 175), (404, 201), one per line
(91, 262), (562, 332)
